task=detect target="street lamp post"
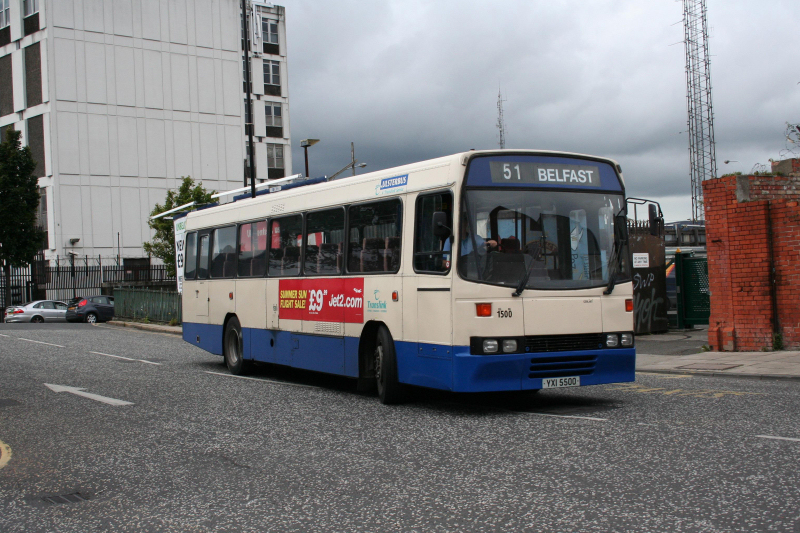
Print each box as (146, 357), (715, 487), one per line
(301, 139), (320, 178)
(328, 161), (366, 181)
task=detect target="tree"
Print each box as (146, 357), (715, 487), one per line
(0, 128), (42, 315)
(143, 177), (215, 276)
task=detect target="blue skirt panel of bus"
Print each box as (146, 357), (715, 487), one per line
(244, 328), (360, 378)
(183, 322), (634, 392)
(183, 322), (224, 355)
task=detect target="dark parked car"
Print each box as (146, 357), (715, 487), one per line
(66, 296), (115, 323)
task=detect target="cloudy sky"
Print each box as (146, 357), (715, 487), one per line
(277, 0), (799, 221)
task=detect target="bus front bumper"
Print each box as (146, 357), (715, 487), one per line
(450, 347), (636, 393)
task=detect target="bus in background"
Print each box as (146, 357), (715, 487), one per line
(180, 150), (635, 404)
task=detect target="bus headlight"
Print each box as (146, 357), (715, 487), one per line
(502, 339), (517, 353)
(605, 334), (619, 348)
(620, 333), (634, 347)
(483, 339), (499, 353)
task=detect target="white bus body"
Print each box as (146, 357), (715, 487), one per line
(180, 150), (635, 402)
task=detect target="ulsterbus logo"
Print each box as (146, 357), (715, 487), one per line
(376, 174), (408, 196)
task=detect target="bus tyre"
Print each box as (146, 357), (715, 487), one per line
(224, 317), (245, 375)
(374, 325), (404, 404)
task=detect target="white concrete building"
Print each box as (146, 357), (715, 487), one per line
(0, 0), (292, 261)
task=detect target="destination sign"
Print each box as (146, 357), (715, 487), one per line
(489, 162), (601, 188)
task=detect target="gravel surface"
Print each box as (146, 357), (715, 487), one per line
(0, 323), (798, 532)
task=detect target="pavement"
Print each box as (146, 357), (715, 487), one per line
(105, 320), (800, 380)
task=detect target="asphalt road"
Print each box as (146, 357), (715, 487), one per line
(1, 324), (798, 532)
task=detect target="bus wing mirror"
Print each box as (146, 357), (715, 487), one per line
(615, 214), (628, 242)
(648, 204), (663, 236)
(432, 211), (451, 238)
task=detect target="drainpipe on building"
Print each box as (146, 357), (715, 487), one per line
(766, 202), (780, 347)
(242, 0), (256, 199)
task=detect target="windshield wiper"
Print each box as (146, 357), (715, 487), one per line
(512, 256), (537, 297)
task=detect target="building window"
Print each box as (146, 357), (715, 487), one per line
(265, 101), (283, 138)
(0, 0), (10, 29)
(262, 18), (278, 45)
(25, 42), (42, 108)
(36, 187), (47, 230)
(242, 55), (252, 93)
(265, 102), (282, 127)
(263, 60), (280, 96)
(261, 18), (279, 55)
(243, 98), (253, 136)
(23, 0), (37, 17)
(267, 143), (284, 170)
(0, 53), (12, 116)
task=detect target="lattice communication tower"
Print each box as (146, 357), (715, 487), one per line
(497, 89), (507, 149)
(683, 0), (717, 221)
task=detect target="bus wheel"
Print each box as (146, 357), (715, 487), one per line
(374, 325), (403, 404)
(224, 317), (245, 375)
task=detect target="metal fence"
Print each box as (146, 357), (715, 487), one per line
(113, 288), (182, 324)
(0, 263), (175, 309)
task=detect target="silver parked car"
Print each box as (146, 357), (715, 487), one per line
(4, 300), (69, 323)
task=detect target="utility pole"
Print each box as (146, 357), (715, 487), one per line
(497, 89), (507, 150)
(241, 0), (256, 198)
(351, 142), (356, 176)
(683, 0), (717, 221)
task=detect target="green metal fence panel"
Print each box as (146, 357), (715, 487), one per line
(113, 288), (182, 324)
(674, 252), (710, 327)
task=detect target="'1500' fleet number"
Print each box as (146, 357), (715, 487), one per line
(497, 308), (512, 318)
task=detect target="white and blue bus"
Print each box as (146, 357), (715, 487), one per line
(179, 150), (635, 403)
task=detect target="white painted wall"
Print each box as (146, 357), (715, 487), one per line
(42, 0), (246, 259)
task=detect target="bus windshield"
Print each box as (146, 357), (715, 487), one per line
(457, 189), (630, 290)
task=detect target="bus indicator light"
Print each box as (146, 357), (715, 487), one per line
(625, 299), (633, 312)
(476, 303), (492, 317)
(392, 291), (398, 302)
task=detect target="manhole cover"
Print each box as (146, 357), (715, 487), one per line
(0, 399), (20, 407)
(678, 363), (742, 371)
(41, 492), (89, 505)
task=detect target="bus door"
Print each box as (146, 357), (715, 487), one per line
(414, 191), (454, 360)
(195, 232), (211, 318)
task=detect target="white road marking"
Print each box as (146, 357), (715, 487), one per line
(204, 371), (318, 388)
(755, 435), (800, 443)
(0, 333), (10, 337)
(89, 351), (161, 366)
(44, 383), (134, 406)
(18, 338), (65, 348)
(527, 412), (608, 422)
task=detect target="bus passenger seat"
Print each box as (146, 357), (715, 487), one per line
(318, 243), (340, 274)
(383, 237), (401, 271)
(282, 247), (300, 275)
(222, 253), (237, 278)
(305, 245), (319, 274)
(361, 238), (384, 272)
(501, 237), (521, 253)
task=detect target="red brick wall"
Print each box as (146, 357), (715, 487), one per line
(703, 174), (800, 351)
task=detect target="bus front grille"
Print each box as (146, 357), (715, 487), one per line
(525, 333), (605, 353)
(528, 354), (597, 379)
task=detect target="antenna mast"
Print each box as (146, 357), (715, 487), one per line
(496, 89), (507, 149)
(683, 0), (717, 221)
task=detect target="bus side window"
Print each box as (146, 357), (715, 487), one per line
(238, 221), (268, 277)
(184, 232), (197, 279)
(210, 226), (237, 278)
(347, 199), (402, 273)
(197, 234), (210, 279)
(414, 191), (452, 273)
(305, 208), (344, 276)
(268, 215), (303, 277)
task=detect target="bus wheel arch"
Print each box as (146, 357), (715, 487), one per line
(359, 321), (404, 404)
(222, 313), (246, 375)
